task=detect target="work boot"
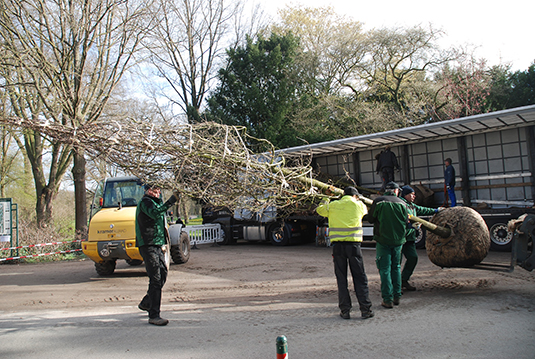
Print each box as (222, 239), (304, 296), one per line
(393, 297), (400, 306)
(361, 310), (374, 319)
(138, 303), (150, 312)
(381, 301), (394, 309)
(402, 280), (416, 291)
(149, 317), (169, 326)
(340, 310), (350, 320)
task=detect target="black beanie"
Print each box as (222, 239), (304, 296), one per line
(401, 185), (414, 197)
(344, 186), (360, 196)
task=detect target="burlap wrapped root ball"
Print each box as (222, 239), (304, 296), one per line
(426, 207), (490, 267)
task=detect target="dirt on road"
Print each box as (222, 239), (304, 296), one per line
(1, 242), (534, 358)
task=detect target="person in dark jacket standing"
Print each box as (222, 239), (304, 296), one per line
(376, 146), (400, 192)
(316, 187), (374, 320)
(399, 185), (442, 292)
(136, 184), (178, 326)
(367, 182), (408, 308)
(444, 158), (457, 207)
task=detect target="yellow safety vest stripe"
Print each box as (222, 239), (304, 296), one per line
(329, 227), (363, 232)
(329, 233), (363, 240)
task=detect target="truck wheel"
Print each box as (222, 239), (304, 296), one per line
(95, 260), (116, 276)
(126, 259), (143, 266)
(219, 224), (236, 245)
(268, 222), (291, 246)
(171, 231), (191, 264)
(415, 228), (426, 249)
(489, 222), (513, 251)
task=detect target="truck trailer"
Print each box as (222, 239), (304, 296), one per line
(279, 105), (535, 251)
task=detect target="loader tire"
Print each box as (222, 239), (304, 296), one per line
(126, 259), (143, 266)
(171, 231), (191, 264)
(95, 260), (116, 276)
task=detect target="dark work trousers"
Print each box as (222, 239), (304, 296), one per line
(380, 167), (395, 191)
(401, 241), (418, 282)
(138, 245), (168, 319)
(332, 242), (372, 314)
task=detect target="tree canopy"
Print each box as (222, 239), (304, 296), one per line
(206, 32), (300, 148)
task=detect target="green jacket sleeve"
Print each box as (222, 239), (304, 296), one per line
(414, 204), (437, 216)
(141, 196), (176, 219)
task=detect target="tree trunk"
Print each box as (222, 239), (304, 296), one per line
(181, 200), (190, 224)
(35, 186), (56, 228)
(72, 148), (87, 240)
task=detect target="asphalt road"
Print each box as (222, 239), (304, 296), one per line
(0, 243), (534, 358)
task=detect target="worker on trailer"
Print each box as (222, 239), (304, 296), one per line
(444, 158), (457, 207)
(376, 145), (400, 192)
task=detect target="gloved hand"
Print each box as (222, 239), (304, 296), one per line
(437, 207), (446, 212)
(446, 185), (451, 190)
(166, 192), (179, 205)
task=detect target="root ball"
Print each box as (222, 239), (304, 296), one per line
(426, 207), (490, 267)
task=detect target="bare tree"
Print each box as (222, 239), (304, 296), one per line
(0, 0), (149, 238)
(433, 56), (492, 120)
(143, 0), (263, 122)
(1, 35), (75, 225)
(0, 91), (21, 198)
(273, 6), (366, 96)
(359, 25), (456, 113)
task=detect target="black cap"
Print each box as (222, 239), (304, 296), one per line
(344, 186), (360, 196)
(144, 183), (160, 191)
(401, 185), (414, 197)
(385, 181), (400, 190)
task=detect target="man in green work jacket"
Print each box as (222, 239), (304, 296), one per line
(367, 182), (408, 309)
(316, 186), (374, 320)
(399, 185), (441, 292)
(136, 183), (178, 326)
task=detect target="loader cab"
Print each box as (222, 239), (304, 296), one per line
(90, 176), (147, 220)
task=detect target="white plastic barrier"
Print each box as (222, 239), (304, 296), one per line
(183, 223), (223, 246)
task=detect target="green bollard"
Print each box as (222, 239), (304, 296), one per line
(276, 335), (288, 359)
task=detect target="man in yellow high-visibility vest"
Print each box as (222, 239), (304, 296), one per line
(316, 186), (374, 320)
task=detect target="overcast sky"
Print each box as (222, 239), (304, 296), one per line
(260, 0), (534, 71)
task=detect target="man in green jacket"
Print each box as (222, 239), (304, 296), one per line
(367, 182), (408, 309)
(136, 184), (178, 326)
(399, 185), (441, 292)
(316, 186), (374, 320)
